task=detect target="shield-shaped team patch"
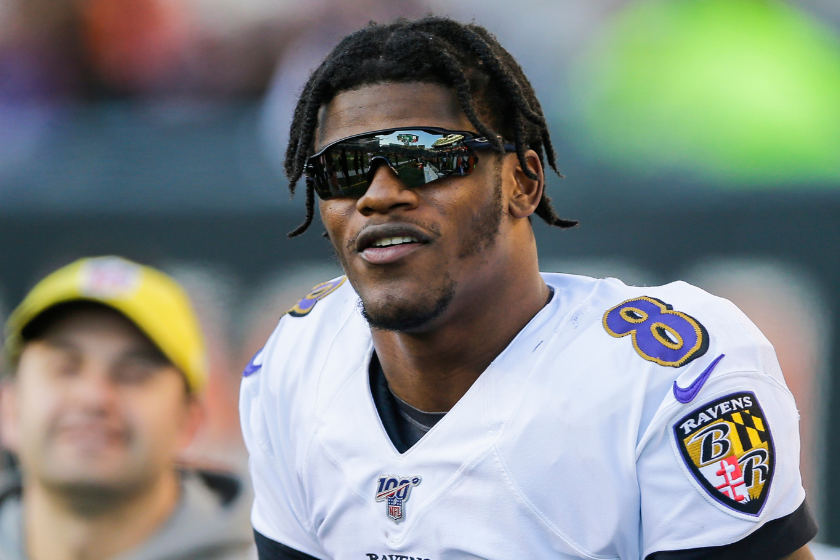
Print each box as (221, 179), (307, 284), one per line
(673, 392), (774, 517)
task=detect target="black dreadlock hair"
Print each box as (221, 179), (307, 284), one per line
(284, 16), (578, 237)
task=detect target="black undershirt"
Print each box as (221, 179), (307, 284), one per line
(367, 285), (557, 454)
(369, 353), (446, 453)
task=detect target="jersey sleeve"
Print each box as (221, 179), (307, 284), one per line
(240, 340), (328, 560)
(646, 499), (816, 559)
(636, 366), (813, 557)
(254, 531), (321, 560)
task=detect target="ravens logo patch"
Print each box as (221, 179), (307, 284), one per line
(673, 392), (774, 517)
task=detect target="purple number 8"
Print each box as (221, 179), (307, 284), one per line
(603, 296), (709, 367)
(288, 277), (346, 317)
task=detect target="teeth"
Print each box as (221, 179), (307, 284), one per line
(371, 236), (419, 248)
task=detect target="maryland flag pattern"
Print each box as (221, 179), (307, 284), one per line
(673, 392), (774, 516)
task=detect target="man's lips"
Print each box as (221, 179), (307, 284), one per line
(51, 421), (129, 449)
(352, 223), (434, 265)
(362, 242), (422, 264)
(57, 428), (124, 445)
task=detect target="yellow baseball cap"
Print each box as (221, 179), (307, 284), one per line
(3, 256), (207, 393)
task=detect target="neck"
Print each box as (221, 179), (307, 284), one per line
(24, 470), (180, 560)
(372, 239), (548, 413)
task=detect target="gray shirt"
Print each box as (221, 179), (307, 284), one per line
(0, 470), (255, 560)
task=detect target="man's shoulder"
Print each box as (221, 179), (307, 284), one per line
(592, 275), (777, 377)
(120, 469), (255, 560)
(533, 273), (784, 412)
(239, 276), (370, 431)
(277, 275), (360, 333)
(542, 271), (734, 313)
(256, 275), (367, 370)
(0, 470), (23, 560)
(542, 272), (771, 357)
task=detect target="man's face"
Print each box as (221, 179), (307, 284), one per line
(317, 82), (519, 332)
(0, 306), (199, 499)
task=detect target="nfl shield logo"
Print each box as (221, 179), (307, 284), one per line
(375, 475), (421, 523)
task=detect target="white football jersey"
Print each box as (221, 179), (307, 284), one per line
(240, 273), (807, 560)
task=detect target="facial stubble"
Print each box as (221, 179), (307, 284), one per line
(36, 431), (147, 514)
(360, 165), (504, 332)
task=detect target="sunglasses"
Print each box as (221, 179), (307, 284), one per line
(305, 127), (516, 200)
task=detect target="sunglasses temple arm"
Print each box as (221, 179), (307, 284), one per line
(465, 139), (517, 152)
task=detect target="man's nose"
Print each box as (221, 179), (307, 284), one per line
(70, 366), (119, 412)
(356, 162), (420, 216)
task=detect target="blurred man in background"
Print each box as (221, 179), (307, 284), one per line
(0, 256), (254, 560)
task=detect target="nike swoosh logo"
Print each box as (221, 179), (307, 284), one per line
(242, 348), (264, 377)
(673, 354), (725, 404)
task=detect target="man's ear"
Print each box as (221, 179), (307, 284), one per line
(0, 379), (20, 454)
(506, 150), (544, 219)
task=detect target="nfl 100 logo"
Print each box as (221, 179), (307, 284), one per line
(375, 475), (421, 523)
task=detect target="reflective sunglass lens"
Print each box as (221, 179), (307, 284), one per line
(308, 129), (481, 199)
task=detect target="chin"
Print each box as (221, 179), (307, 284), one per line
(39, 448), (147, 490)
(41, 465), (154, 510)
(48, 473), (124, 492)
(45, 462), (136, 489)
(52, 482), (136, 513)
(360, 273), (456, 333)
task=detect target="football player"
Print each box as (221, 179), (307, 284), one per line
(241, 17), (817, 560)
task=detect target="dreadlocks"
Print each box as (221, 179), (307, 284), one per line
(284, 16), (577, 237)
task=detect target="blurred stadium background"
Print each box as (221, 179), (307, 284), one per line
(2, 0), (840, 551)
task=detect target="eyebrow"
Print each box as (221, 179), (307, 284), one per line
(41, 337), (82, 353)
(41, 337), (169, 365)
(119, 347), (171, 366)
